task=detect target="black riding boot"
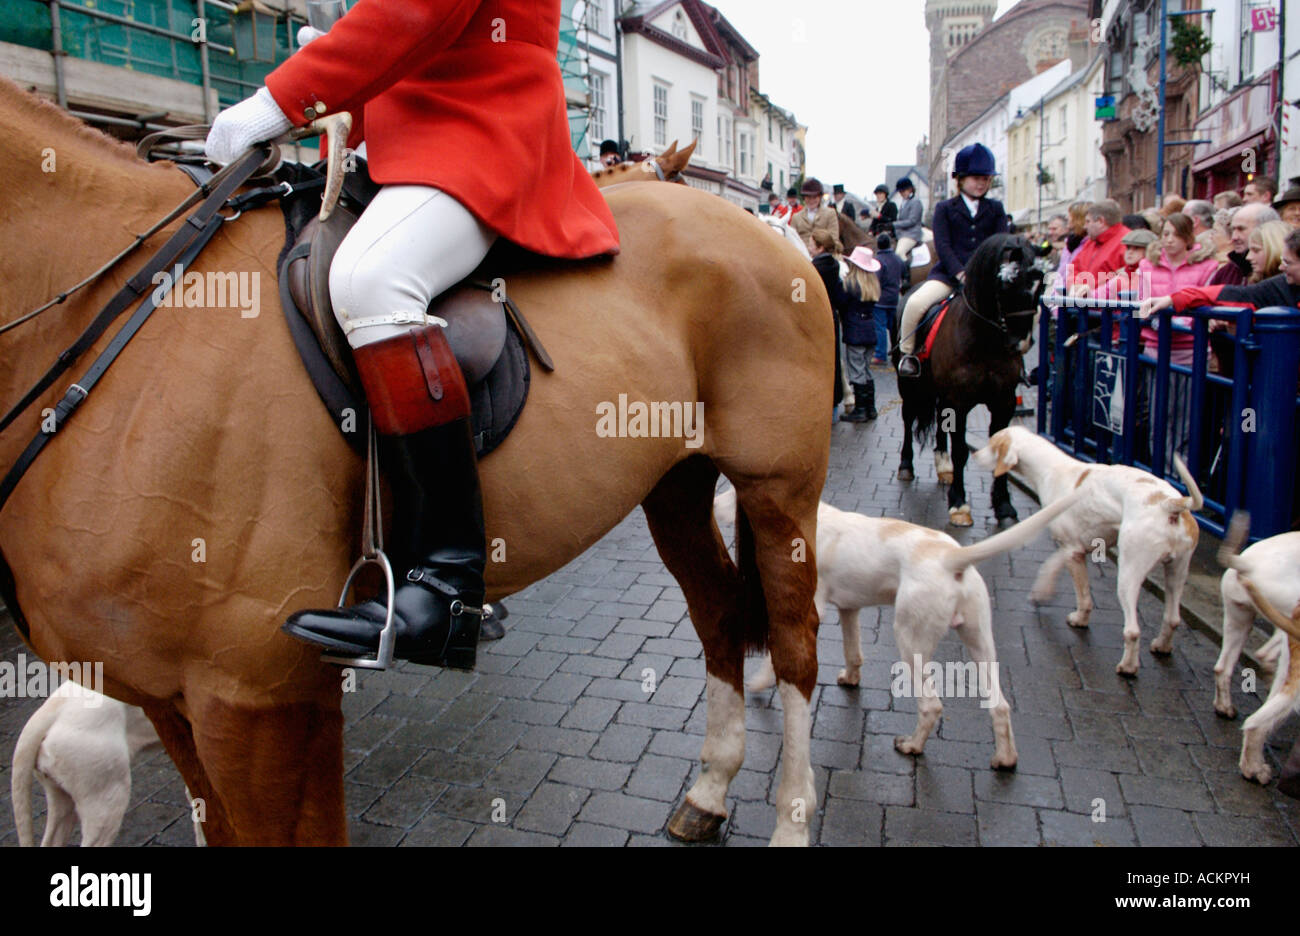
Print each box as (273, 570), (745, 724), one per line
(841, 382), (873, 422)
(283, 325), (486, 669)
(859, 380), (877, 420)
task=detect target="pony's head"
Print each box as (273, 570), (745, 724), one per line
(962, 234), (1048, 343)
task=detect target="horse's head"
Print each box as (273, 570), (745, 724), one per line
(590, 139), (696, 189)
(962, 234), (1048, 345)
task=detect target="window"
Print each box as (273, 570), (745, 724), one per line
(724, 116), (732, 166)
(780, 169), (785, 191)
(587, 0), (607, 38)
(768, 114), (773, 142)
(691, 98), (704, 144)
(672, 10), (688, 41)
(590, 72), (607, 142)
(1058, 158), (1066, 190)
(739, 133), (748, 176)
(1238, 0), (1256, 81)
(1059, 104), (1067, 139)
(654, 83), (668, 147)
(717, 116), (722, 163)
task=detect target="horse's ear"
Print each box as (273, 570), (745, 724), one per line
(662, 140), (678, 158)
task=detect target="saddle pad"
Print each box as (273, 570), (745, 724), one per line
(274, 160), (528, 458)
(918, 296), (952, 363)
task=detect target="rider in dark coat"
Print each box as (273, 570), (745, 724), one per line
(897, 143), (1012, 377)
(809, 231), (846, 411)
(869, 184), (898, 237)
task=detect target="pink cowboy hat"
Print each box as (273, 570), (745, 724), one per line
(846, 246), (881, 272)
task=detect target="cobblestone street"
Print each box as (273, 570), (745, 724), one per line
(3, 369), (1298, 847)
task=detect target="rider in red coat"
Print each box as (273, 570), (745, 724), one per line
(204, 0), (619, 670)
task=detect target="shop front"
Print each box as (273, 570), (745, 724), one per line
(1192, 72), (1278, 199)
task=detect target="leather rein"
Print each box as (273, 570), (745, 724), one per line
(0, 143), (284, 512)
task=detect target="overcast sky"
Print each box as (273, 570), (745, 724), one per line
(715, 0), (1019, 196)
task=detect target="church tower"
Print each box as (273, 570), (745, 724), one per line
(925, 0), (998, 91)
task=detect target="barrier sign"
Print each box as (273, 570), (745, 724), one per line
(1093, 351), (1125, 433)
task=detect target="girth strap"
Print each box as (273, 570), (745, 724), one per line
(0, 145), (270, 435)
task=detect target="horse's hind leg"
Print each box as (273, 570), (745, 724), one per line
(899, 397), (916, 482)
(731, 483), (820, 847)
(934, 406), (954, 484)
(642, 457), (747, 842)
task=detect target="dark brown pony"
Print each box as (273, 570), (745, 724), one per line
(897, 234), (1045, 527)
(0, 81), (828, 845)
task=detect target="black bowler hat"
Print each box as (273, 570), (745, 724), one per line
(599, 139), (620, 156)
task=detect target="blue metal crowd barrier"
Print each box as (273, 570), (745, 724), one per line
(1034, 294), (1300, 541)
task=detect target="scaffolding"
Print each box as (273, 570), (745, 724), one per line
(558, 0), (593, 157)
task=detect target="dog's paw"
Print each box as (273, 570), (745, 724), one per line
(1214, 698), (1238, 720)
(1241, 759), (1273, 786)
(1066, 611), (1090, 628)
(836, 668), (861, 687)
(894, 736), (924, 756)
(990, 752), (1018, 771)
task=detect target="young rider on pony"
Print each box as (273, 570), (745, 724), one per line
(897, 143), (1011, 378)
(203, 0), (620, 669)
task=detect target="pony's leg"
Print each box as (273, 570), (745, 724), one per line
(987, 397), (1019, 526)
(732, 485), (819, 847)
(1214, 586), (1257, 719)
(149, 689), (347, 845)
(934, 410), (954, 483)
(643, 458), (748, 842)
(947, 407), (973, 527)
(899, 398), (916, 482)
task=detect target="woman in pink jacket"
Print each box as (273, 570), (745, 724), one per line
(1099, 213), (1218, 365)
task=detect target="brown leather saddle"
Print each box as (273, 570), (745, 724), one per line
(277, 175), (552, 457)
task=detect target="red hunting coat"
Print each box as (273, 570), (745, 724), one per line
(265, 0), (619, 260)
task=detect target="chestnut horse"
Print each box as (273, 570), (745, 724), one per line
(0, 81), (828, 846)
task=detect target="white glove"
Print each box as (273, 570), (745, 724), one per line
(204, 87), (293, 165)
(297, 25), (326, 47)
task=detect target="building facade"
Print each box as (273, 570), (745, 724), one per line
(926, 0), (1093, 200)
(1005, 54), (1107, 227)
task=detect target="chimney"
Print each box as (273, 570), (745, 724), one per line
(1067, 18), (1091, 71)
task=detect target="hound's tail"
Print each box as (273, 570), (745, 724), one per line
(942, 489), (1083, 573)
(1163, 454), (1205, 514)
(1217, 511), (1252, 573)
(11, 695), (63, 847)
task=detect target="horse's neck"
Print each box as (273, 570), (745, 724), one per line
(0, 103), (186, 426)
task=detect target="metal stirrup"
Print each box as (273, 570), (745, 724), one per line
(322, 416), (398, 670)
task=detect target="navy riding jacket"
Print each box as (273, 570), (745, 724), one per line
(928, 195), (1012, 288)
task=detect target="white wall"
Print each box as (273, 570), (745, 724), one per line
(622, 33), (718, 165)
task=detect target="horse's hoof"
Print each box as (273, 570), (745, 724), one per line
(898, 467), (915, 482)
(667, 799), (726, 842)
(948, 506), (973, 527)
(995, 514), (1017, 531)
(937, 471), (954, 485)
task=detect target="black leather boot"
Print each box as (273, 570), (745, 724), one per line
(283, 324), (486, 670)
(841, 383), (869, 423)
(284, 419), (486, 669)
(860, 380), (878, 420)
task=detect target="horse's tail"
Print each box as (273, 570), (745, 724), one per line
(12, 694), (62, 847)
(735, 501), (770, 653)
(711, 487), (769, 652)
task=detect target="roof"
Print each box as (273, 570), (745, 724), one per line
(620, 0), (727, 68)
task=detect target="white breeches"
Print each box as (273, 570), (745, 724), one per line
(895, 236), (917, 260)
(329, 185), (497, 349)
(898, 279), (954, 355)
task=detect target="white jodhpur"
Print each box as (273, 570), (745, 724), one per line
(329, 185), (498, 349)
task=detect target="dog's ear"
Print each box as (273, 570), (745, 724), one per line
(992, 434), (1018, 477)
